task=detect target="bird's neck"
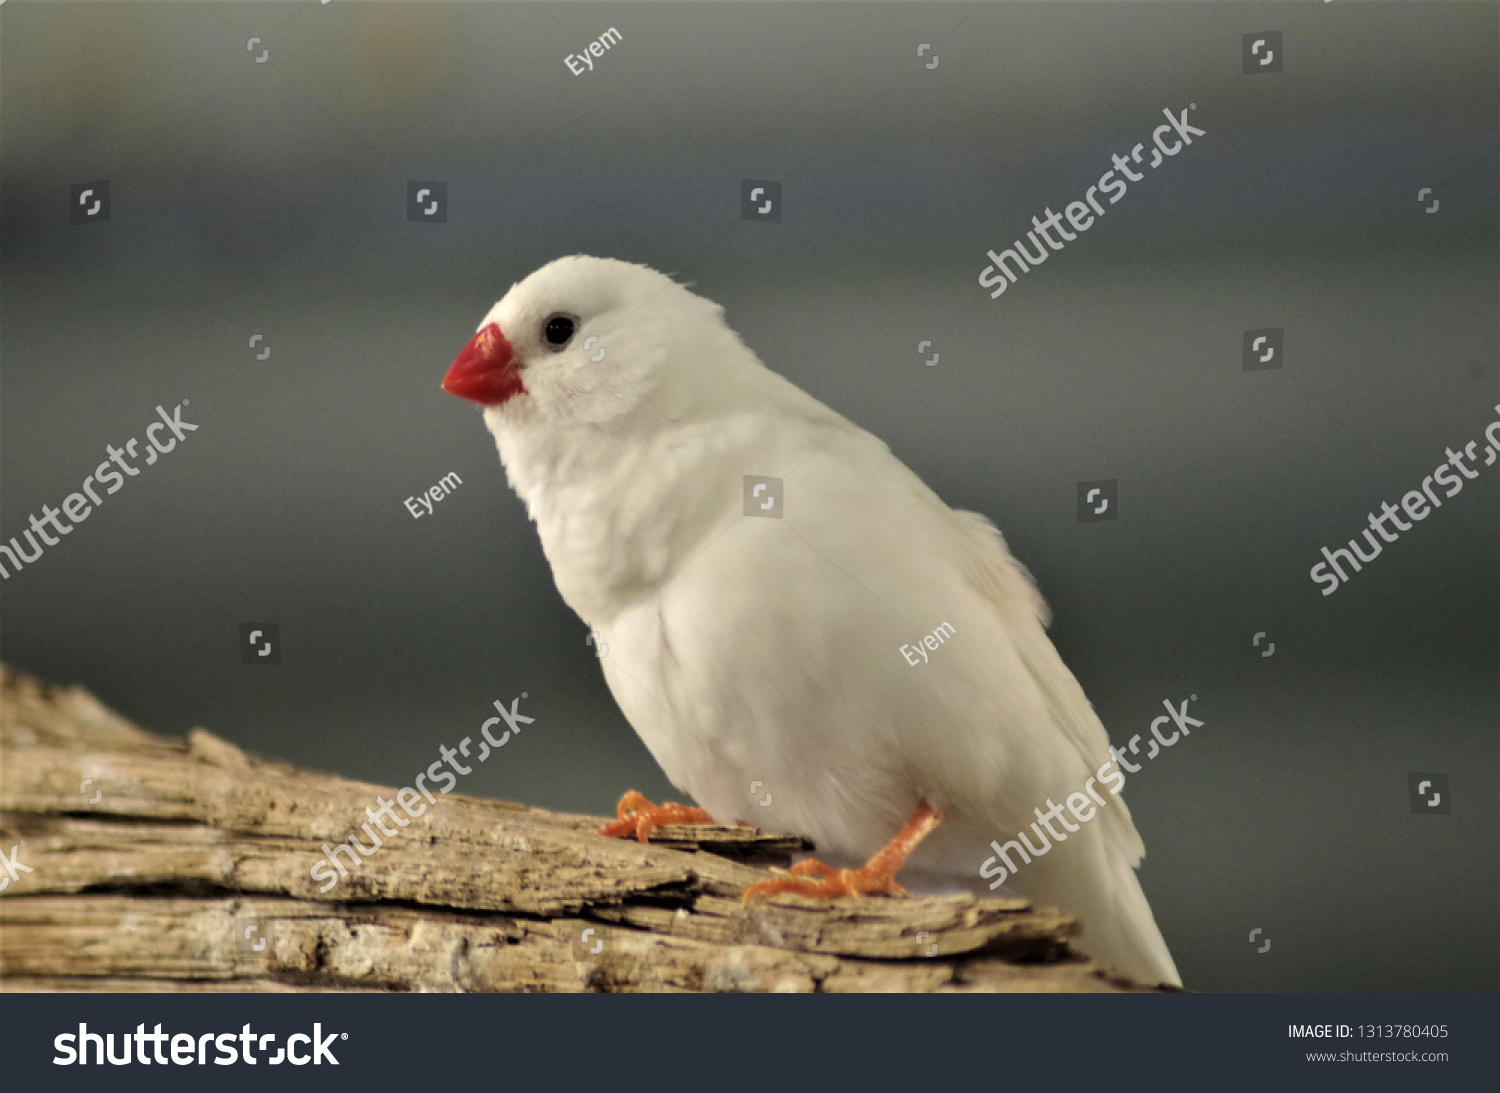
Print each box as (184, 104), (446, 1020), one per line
(494, 415), (736, 627)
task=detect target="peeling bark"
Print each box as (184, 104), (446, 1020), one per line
(0, 666), (1165, 993)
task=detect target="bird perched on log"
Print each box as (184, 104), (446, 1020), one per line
(442, 255), (1180, 986)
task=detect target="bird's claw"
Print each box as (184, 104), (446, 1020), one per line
(598, 790), (716, 843)
(741, 799), (940, 905)
(741, 858), (908, 904)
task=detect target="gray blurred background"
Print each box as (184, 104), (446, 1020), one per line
(2, 0), (1495, 991)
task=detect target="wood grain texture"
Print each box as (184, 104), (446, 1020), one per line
(0, 665), (1168, 993)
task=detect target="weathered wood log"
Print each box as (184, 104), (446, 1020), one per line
(0, 665), (1167, 992)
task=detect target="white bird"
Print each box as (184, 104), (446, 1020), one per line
(442, 255), (1181, 986)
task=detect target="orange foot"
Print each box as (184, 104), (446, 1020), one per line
(599, 790), (716, 844)
(742, 799), (943, 904)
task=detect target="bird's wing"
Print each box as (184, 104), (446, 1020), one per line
(945, 503), (1147, 864)
(944, 502), (1182, 984)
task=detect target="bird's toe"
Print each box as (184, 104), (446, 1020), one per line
(598, 790), (716, 843)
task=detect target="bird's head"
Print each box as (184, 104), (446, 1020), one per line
(443, 255), (735, 429)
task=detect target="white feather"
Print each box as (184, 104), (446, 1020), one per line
(470, 255), (1181, 986)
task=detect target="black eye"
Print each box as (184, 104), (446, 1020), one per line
(543, 315), (576, 347)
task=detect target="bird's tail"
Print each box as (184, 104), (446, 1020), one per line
(1020, 833), (1182, 987)
(922, 820), (1181, 986)
(1080, 854), (1181, 987)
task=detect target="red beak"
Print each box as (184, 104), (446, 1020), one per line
(442, 323), (525, 405)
